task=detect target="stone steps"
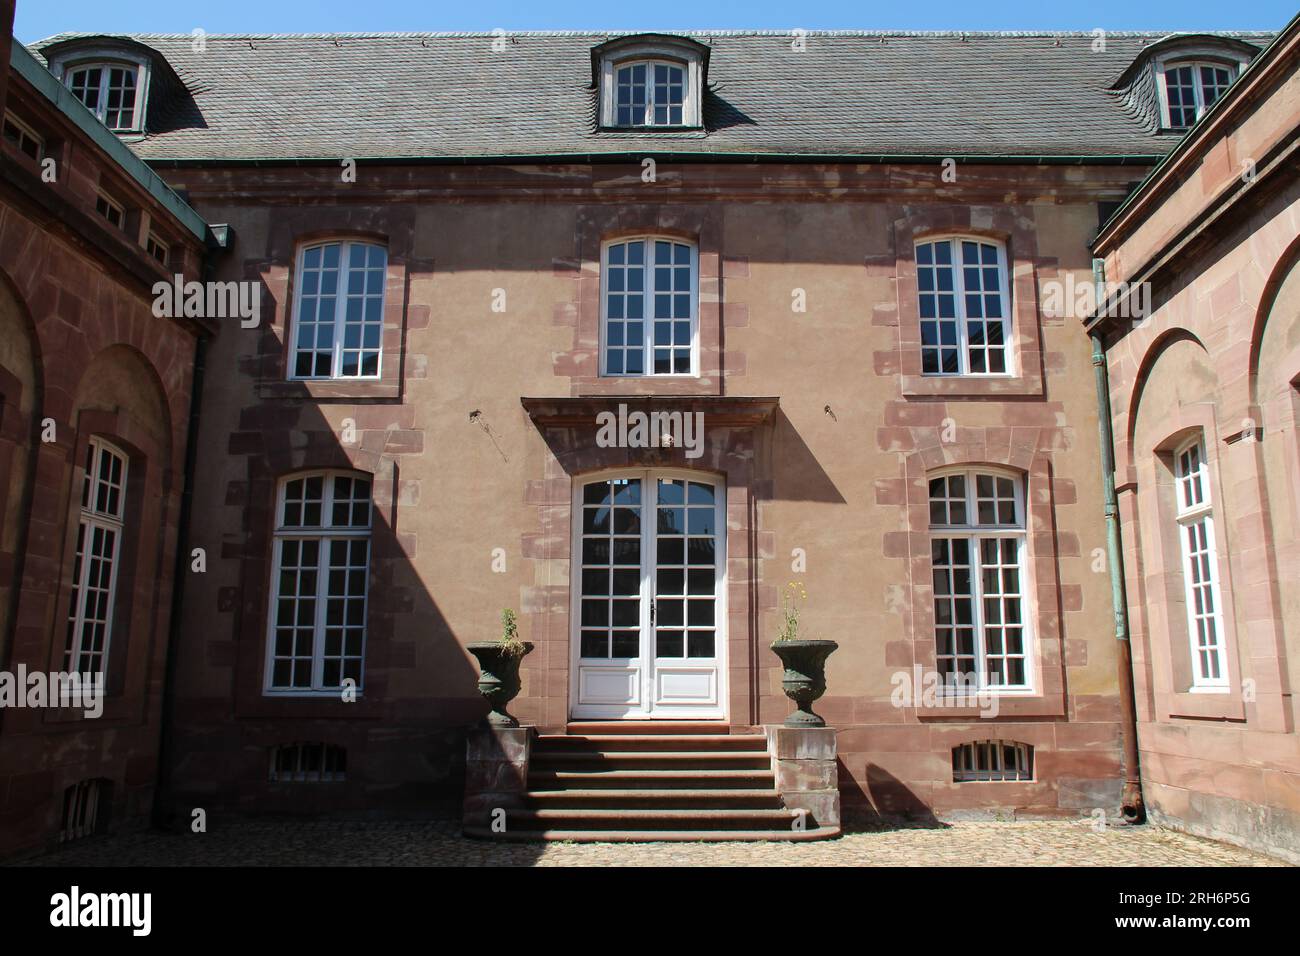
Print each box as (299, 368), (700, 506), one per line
(465, 722), (839, 843)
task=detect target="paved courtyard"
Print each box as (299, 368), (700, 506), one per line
(13, 819), (1286, 866)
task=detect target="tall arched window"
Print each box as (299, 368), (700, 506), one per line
(1173, 438), (1228, 690)
(601, 237), (697, 377)
(265, 471), (372, 694)
(290, 241), (388, 380)
(928, 468), (1032, 690)
(915, 237), (1011, 377)
(64, 437), (128, 675)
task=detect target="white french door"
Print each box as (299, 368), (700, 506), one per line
(570, 470), (727, 719)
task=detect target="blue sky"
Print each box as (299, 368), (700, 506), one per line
(14, 0), (1296, 43)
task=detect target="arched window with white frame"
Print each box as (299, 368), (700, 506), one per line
(1158, 60), (1238, 131)
(915, 236), (1012, 377)
(1173, 438), (1228, 690)
(289, 240), (387, 380)
(928, 468), (1032, 691)
(601, 237), (697, 377)
(64, 437), (128, 675)
(265, 471), (372, 694)
(614, 60), (687, 126)
(64, 62), (146, 132)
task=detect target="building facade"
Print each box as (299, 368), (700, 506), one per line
(0, 4), (209, 858)
(1092, 19), (1300, 864)
(0, 19), (1294, 858)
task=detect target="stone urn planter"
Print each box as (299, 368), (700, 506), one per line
(771, 639), (839, 727)
(466, 641), (534, 727)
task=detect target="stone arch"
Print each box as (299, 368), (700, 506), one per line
(0, 267), (43, 656)
(1124, 328), (1213, 476)
(1247, 243), (1300, 692)
(56, 345), (174, 698)
(71, 344), (173, 466)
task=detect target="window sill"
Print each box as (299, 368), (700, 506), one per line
(916, 690), (1064, 719)
(1161, 690), (1246, 721)
(901, 373), (1044, 398)
(257, 380), (401, 401)
(595, 124), (705, 133)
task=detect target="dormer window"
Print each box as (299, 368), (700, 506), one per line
(40, 38), (172, 137)
(594, 34), (708, 130)
(616, 61), (686, 127)
(1160, 60), (1236, 130)
(67, 63), (142, 131)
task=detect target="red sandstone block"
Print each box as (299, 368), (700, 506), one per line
(722, 255), (750, 278)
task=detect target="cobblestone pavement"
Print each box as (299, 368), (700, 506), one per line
(12, 819), (1287, 866)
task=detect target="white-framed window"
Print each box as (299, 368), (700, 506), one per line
(614, 60), (686, 126)
(601, 237), (698, 377)
(290, 241), (387, 380)
(64, 437), (128, 675)
(952, 741), (1034, 782)
(145, 233), (169, 266)
(1173, 439), (1229, 691)
(65, 62), (145, 132)
(929, 469), (1033, 691)
(265, 472), (371, 694)
(596, 38), (704, 129)
(95, 192), (124, 231)
(2, 112), (43, 161)
(1158, 60), (1237, 130)
(915, 237), (1012, 376)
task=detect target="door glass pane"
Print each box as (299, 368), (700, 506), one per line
(656, 478), (717, 661)
(579, 478), (641, 660)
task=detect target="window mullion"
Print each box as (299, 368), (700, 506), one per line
(332, 246), (348, 379)
(312, 533), (331, 691)
(951, 239), (970, 375)
(968, 531), (988, 690)
(642, 239), (653, 373)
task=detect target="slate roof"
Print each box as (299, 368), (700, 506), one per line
(28, 30), (1275, 163)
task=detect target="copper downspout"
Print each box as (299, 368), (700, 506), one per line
(1090, 257), (1145, 824)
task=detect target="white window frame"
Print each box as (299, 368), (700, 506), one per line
(927, 467), (1035, 694)
(64, 437), (128, 676)
(2, 112), (44, 161)
(61, 61), (148, 133)
(599, 236), (699, 378)
(1173, 438), (1229, 692)
(915, 235), (1014, 377)
(599, 47), (702, 128)
(264, 471), (372, 697)
(288, 240), (388, 381)
(145, 232), (169, 266)
(95, 191), (125, 231)
(1155, 55), (1246, 131)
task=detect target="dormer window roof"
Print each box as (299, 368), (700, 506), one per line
(1107, 34), (1259, 135)
(592, 34), (708, 130)
(39, 36), (185, 137)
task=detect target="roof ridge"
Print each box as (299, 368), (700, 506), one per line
(32, 28), (1277, 43)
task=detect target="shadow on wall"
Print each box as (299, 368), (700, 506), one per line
(838, 758), (946, 831)
(162, 394), (490, 827)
